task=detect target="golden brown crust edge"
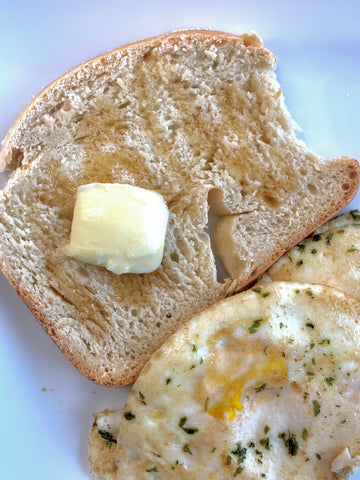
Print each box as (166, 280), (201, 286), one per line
(0, 259), (232, 387)
(0, 29), (274, 172)
(234, 156), (360, 292)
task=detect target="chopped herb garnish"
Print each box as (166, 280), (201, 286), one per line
(248, 319), (263, 334)
(98, 430), (117, 444)
(192, 344), (198, 352)
(279, 322), (285, 329)
(319, 338), (330, 345)
(297, 244), (306, 253)
(287, 255), (293, 262)
(204, 397), (209, 411)
(252, 286), (263, 294)
(350, 210), (360, 221)
(259, 437), (271, 450)
(190, 364), (196, 370)
(124, 411), (135, 420)
(316, 453), (322, 460)
(179, 417), (199, 434)
(264, 425), (270, 434)
(200, 357), (204, 364)
(305, 289), (314, 297)
(165, 377), (171, 385)
(170, 460), (180, 470)
(302, 428), (309, 441)
(310, 342), (315, 349)
(234, 466), (244, 476)
(303, 392), (309, 400)
(279, 432), (298, 456)
(262, 291), (270, 298)
(231, 443), (247, 463)
(347, 247), (358, 253)
(255, 383), (267, 393)
(313, 234), (321, 241)
(139, 391), (147, 405)
(211, 447), (216, 453)
(326, 232), (334, 245)
(307, 371), (315, 377)
(248, 441), (255, 448)
(325, 376), (335, 386)
(145, 466), (159, 472)
(226, 455), (232, 465)
(312, 399), (321, 416)
(183, 444), (192, 454)
(296, 259), (304, 268)
(311, 248), (317, 254)
(306, 322), (315, 329)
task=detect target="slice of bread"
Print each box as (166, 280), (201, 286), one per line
(88, 282), (360, 479)
(0, 30), (359, 386)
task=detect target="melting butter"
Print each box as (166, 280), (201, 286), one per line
(63, 183), (169, 274)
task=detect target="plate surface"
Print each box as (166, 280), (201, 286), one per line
(1, 1), (359, 479)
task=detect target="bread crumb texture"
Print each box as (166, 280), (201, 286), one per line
(0, 30), (358, 385)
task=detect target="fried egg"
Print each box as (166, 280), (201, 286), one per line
(89, 282), (360, 479)
(264, 211), (360, 300)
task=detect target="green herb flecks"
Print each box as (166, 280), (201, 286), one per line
(350, 210), (360, 221)
(98, 430), (117, 444)
(255, 383), (267, 393)
(139, 391), (147, 405)
(248, 319), (263, 334)
(301, 428), (309, 441)
(297, 244), (306, 253)
(312, 399), (321, 416)
(316, 453), (322, 460)
(313, 234), (321, 241)
(259, 437), (271, 450)
(233, 466), (244, 476)
(182, 444), (192, 455)
(252, 286), (270, 298)
(326, 232), (334, 245)
(296, 259), (304, 268)
(305, 321), (315, 329)
(124, 411), (135, 420)
(325, 376), (335, 386)
(278, 432), (299, 456)
(179, 417), (199, 434)
(231, 443), (247, 463)
(145, 466), (159, 472)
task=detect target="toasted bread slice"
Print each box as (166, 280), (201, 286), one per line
(261, 210), (360, 299)
(89, 282), (360, 479)
(0, 30), (359, 386)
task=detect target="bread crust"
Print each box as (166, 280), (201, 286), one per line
(0, 30), (274, 171)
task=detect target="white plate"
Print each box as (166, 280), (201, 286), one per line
(1, 1), (359, 479)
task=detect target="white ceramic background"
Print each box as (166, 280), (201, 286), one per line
(0, 1), (359, 478)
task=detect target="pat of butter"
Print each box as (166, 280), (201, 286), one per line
(63, 183), (169, 274)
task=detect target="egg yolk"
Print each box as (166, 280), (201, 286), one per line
(208, 357), (287, 420)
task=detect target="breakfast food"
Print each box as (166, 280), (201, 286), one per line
(63, 183), (169, 274)
(0, 30), (359, 386)
(89, 282), (360, 479)
(261, 211), (360, 299)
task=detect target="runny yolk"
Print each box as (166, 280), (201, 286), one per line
(205, 357), (287, 421)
